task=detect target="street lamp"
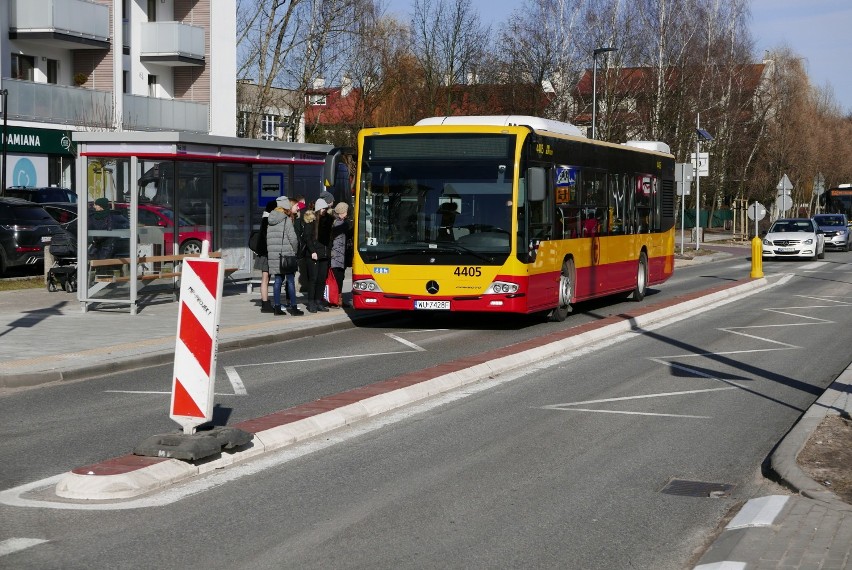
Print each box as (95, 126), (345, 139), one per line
(591, 47), (617, 140)
(694, 114), (714, 250)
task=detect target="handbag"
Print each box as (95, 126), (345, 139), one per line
(323, 268), (340, 305)
(279, 253), (299, 274)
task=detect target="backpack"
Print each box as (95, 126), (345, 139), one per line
(248, 230), (262, 254)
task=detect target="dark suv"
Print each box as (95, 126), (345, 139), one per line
(0, 197), (67, 275)
(4, 187), (77, 204)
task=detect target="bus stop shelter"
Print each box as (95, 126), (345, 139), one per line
(72, 131), (332, 314)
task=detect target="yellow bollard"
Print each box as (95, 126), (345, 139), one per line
(750, 236), (764, 279)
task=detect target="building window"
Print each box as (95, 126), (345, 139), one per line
(308, 94), (327, 106)
(123, 71), (129, 94)
(46, 59), (59, 84)
(147, 0), (157, 21)
(11, 54), (35, 81)
(261, 114), (277, 140)
(148, 75), (158, 97)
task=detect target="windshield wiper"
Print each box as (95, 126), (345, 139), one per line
(429, 243), (496, 263)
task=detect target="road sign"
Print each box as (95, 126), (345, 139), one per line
(747, 202), (766, 221)
(776, 174), (793, 193)
(170, 246), (225, 434)
(813, 172), (825, 195)
(690, 152), (709, 177)
(675, 163), (693, 196)
(776, 194), (793, 213)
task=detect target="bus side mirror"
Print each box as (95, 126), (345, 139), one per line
(323, 147), (354, 188)
(528, 167), (546, 202)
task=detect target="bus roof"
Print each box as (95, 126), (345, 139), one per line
(414, 115), (671, 154)
(415, 115), (586, 138)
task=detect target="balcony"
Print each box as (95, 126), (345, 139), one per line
(8, 0), (110, 49)
(140, 22), (205, 66)
(123, 95), (208, 133)
(1, 79), (113, 127)
(0, 80), (209, 133)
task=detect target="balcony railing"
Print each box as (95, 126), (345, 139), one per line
(0, 80), (209, 133)
(123, 95), (208, 133)
(1, 79), (113, 127)
(140, 22), (205, 65)
(9, 0), (110, 46)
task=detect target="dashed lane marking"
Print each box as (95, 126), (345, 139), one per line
(0, 538), (48, 558)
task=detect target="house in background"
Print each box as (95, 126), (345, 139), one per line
(570, 62), (771, 141)
(236, 80), (304, 143)
(0, 0), (236, 190)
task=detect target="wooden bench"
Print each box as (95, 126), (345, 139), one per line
(89, 252), (238, 285)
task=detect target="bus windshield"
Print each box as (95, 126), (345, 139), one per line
(358, 134), (516, 260)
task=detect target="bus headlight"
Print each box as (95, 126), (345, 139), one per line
(486, 281), (519, 295)
(352, 279), (383, 292)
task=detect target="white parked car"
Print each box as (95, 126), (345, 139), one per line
(812, 213), (851, 252)
(762, 218), (825, 260)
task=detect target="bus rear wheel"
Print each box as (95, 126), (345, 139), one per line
(631, 252), (648, 301)
(550, 258), (574, 322)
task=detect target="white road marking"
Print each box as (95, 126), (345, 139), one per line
(104, 391), (241, 396)
(719, 328), (800, 347)
(385, 333), (427, 351)
(542, 386), (735, 410)
(0, 538), (48, 557)
(548, 408), (711, 418)
(224, 366), (247, 395)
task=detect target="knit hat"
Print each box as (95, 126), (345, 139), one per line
(334, 202), (349, 215)
(276, 196), (292, 210)
(94, 197), (110, 209)
(314, 198), (329, 212)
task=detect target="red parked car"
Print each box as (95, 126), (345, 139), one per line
(113, 203), (211, 255)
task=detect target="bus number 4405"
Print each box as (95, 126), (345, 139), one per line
(454, 266), (482, 277)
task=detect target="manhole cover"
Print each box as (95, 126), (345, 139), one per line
(660, 479), (734, 498)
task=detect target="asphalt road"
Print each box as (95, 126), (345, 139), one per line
(1, 251), (851, 568)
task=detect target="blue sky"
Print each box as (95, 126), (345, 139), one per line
(384, 0), (852, 115)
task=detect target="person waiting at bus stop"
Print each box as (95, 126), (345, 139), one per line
(302, 198), (331, 313)
(88, 197), (116, 260)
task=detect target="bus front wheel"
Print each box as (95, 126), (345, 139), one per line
(631, 252), (648, 302)
(550, 258), (575, 322)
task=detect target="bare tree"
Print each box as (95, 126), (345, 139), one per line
(237, 0), (362, 142)
(411, 0), (489, 115)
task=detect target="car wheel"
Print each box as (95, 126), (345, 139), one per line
(549, 258), (574, 322)
(818, 244), (825, 259)
(631, 252), (649, 301)
(0, 251), (6, 277)
(180, 239), (203, 256)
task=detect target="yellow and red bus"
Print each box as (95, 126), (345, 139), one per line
(327, 115), (676, 321)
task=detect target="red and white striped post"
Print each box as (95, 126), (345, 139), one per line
(169, 242), (225, 434)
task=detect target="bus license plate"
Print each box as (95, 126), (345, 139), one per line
(414, 300), (450, 310)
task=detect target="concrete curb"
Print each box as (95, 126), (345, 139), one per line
(769, 367), (852, 512)
(53, 275), (776, 501)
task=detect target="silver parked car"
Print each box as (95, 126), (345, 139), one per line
(812, 213), (851, 252)
(761, 218), (825, 260)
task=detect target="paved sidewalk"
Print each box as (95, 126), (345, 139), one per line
(2, 244), (850, 568)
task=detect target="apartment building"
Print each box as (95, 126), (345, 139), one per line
(0, 0), (236, 190)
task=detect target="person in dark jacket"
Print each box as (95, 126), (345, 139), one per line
(88, 197), (115, 260)
(302, 198), (331, 313)
(255, 200), (277, 313)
